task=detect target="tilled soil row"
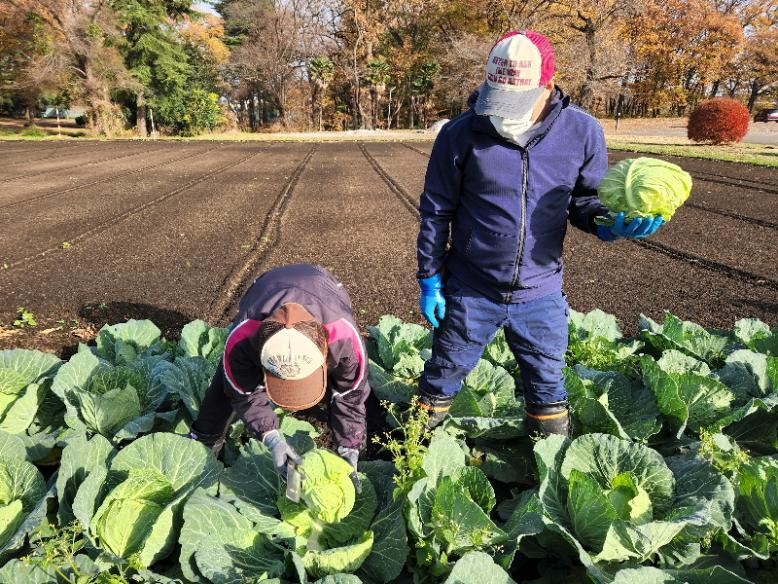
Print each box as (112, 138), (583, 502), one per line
(0, 142), (154, 183)
(649, 206), (777, 280)
(358, 143), (420, 217)
(0, 140), (84, 158)
(0, 143), (308, 331)
(259, 143), (421, 328)
(684, 203), (777, 230)
(0, 143), (217, 211)
(207, 144), (318, 323)
(0, 144), (248, 266)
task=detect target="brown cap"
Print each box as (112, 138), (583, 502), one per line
(258, 303), (328, 411)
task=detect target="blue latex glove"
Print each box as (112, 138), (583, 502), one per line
(597, 212), (665, 242)
(419, 273), (446, 328)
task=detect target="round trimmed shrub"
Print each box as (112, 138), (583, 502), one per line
(687, 98), (750, 144)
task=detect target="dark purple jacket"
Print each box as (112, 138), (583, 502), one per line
(417, 87), (608, 302)
(223, 264), (369, 450)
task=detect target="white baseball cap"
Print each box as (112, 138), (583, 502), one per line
(475, 30), (556, 119)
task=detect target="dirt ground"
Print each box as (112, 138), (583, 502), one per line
(0, 140), (776, 357)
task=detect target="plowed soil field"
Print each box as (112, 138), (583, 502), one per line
(1, 139), (775, 354)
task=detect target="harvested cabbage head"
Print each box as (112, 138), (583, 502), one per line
(597, 157), (692, 224)
(299, 449), (356, 524)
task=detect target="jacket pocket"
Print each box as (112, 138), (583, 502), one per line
(464, 228), (518, 279)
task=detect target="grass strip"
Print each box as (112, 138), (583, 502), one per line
(607, 140), (778, 168)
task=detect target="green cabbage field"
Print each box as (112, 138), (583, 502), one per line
(0, 311), (777, 583)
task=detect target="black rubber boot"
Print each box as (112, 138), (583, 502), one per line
(525, 400), (572, 438)
(418, 389), (454, 429)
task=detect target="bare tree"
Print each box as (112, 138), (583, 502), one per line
(7, 0), (136, 135)
(554, 0), (642, 110)
(226, 0), (329, 128)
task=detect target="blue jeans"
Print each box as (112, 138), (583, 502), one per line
(419, 277), (569, 405)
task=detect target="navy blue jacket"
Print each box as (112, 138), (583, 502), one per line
(417, 87), (608, 303)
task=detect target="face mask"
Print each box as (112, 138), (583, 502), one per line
(489, 110), (536, 145)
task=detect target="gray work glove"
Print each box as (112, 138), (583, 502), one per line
(262, 429), (302, 481)
(337, 446), (362, 494)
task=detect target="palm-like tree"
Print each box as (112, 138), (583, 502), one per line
(410, 60), (441, 129)
(309, 56), (334, 131)
(365, 58), (390, 129)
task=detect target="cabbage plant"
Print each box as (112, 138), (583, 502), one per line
(156, 356), (217, 424)
(713, 349), (778, 450)
(445, 359), (523, 439)
(0, 432), (49, 562)
(481, 329), (519, 375)
(566, 366), (661, 442)
(0, 349), (62, 437)
(597, 157), (692, 223)
(639, 313), (732, 367)
(534, 433), (735, 582)
(367, 315), (432, 404)
(404, 433), (542, 577)
(180, 443), (408, 583)
(733, 318), (778, 356)
(641, 350), (734, 438)
(94, 320), (167, 365)
(72, 432), (221, 568)
(176, 319), (229, 365)
(52, 345), (177, 441)
(567, 309), (643, 373)
(443, 551), (517, 584)
(721, 456), (778, 559)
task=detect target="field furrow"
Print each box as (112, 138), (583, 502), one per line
(0, 143), (307, 328)
(260, 142), (421, 328)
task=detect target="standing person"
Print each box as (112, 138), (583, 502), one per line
(190, 264), (369, 491)
(416, 31), (665, 435)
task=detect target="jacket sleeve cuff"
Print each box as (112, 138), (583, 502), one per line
(245, 416), (280, 440)
(416, 268), (441, 280)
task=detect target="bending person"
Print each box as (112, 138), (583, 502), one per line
(190, 263), (369, 490)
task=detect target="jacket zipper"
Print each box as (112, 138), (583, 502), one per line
(506, 108), (565, 297)
(509, 149), (529, 295)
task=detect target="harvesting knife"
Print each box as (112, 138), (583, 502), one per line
(286, 462), (302, 503)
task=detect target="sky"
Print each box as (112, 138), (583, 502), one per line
(194, 1), (218, 15)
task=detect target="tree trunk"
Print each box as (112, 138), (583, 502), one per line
(280, 84), (289, 129)
(310, 85), (317, 131)
(709, 80), (720, 97)
(747, 80), (761, 112)
(278, 101), (287, 128)
(24, 106), (35, 127)
(136, 91), (148, 138)
(577, 25), (598, 111)
(248, 96), (257, 132)
(84, 60), (122, 137)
